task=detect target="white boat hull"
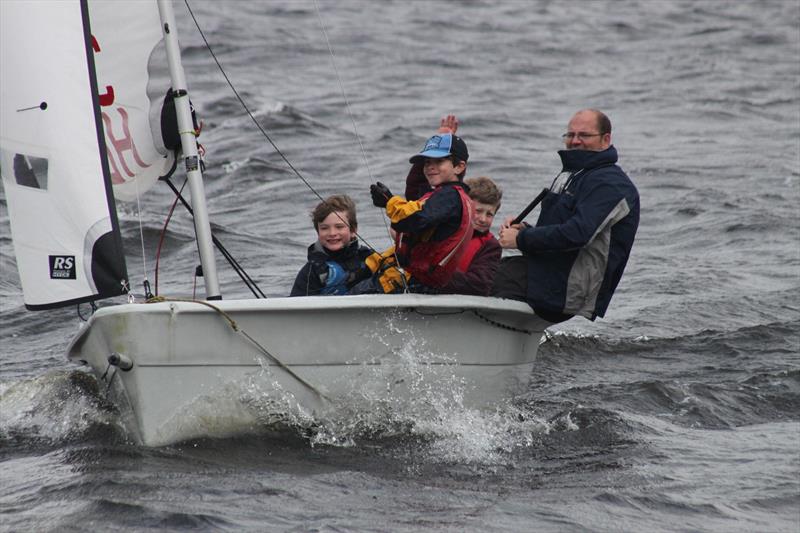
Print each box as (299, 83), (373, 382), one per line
(67, 294), (548, 446)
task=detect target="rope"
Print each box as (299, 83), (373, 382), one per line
(154, 177), (186, 296)
(471, 310), (534, 335)
(183, 0), (380, 255)
(100, 362), (118, 394)
(147, 296), (331, 403)
(410, 307), (535, 334)
(76, 300), (98, 322)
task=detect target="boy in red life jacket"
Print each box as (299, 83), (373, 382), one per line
(358, 131), (473, 294)
(438, 176), (503, 296)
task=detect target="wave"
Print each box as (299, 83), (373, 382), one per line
(0, 371), (126, 453)
(526, 321), (800, 432)
(544, 319), (800, 357)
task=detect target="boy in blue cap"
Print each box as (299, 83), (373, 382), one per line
(364, 122), (473, 293)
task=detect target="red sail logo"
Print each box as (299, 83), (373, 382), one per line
(92, 35), (150, 184)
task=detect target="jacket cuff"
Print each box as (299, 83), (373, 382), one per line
(386, 196), (423, 223)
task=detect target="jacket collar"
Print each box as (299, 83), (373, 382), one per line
(308, 238), (359, 261)
(558, 145), (618, 173)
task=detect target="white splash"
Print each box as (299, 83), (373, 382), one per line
(0, 371), (122, 443)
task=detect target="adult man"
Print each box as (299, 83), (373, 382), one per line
(492, 109), (640, 323)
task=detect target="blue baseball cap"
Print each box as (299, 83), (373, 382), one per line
(409, 133), (469, 164)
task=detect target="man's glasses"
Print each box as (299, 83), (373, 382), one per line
(562, 132), (603, 140)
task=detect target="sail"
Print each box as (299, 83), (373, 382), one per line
(88, 0), (176, 202)
(0, 0), (169, 309)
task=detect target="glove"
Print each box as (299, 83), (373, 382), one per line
(365, 246), (396, 273)
(377, 266), (411, 294)
(370, 181), (392, 208)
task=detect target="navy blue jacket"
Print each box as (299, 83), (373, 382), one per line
(516, 146), (639, 319)
(290, 239), (372, 296)
(391, 181), (467, 242)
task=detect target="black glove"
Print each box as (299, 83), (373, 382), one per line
(370, 182), (392, 208)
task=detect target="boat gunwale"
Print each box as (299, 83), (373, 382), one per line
(87, 294), (539, 316)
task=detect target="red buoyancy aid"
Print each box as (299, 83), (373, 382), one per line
(455, 231), (494, 273)
(395, 184), (473, 287)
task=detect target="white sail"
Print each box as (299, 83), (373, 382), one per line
(0, 0), (124, 309)
(0, 0), (204, 310)
(88, 0), (175, 202)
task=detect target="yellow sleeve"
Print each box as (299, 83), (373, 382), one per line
(385, 196), (424, 224)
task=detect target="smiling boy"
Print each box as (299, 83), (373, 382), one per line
(367, 132), (473, 292)
(439, 176), (503, 296)
(290, 195), (372, 296)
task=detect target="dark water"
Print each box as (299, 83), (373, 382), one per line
(2, 1), (799, 531)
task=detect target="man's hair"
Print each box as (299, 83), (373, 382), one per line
(587, 109), (612, 135)
(464, 176), (502, 207)
(311, 194), (357, 231)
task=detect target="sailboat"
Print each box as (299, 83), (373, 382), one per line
(0, 0), (548, 446)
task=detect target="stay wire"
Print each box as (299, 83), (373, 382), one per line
(154, 128), (265, 297)
(312, 0), (373, 183)
(312, 0), (407, 292)
(162, 176), (267, 298)
(183, 0), (379, 254)
(133, 166), (153, 299)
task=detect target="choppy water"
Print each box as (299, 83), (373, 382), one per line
(1, 1), (799, 531)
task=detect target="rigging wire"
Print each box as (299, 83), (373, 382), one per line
(183, 0), (381, 254)
(133, 168), (154, 299)
(312, 1), (374, 183)
(161, 176), (267, 299)
(311, 0), (405, 287)
(152, 132), (266, 297)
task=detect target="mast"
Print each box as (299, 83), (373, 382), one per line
(156, 0), (221, 299)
